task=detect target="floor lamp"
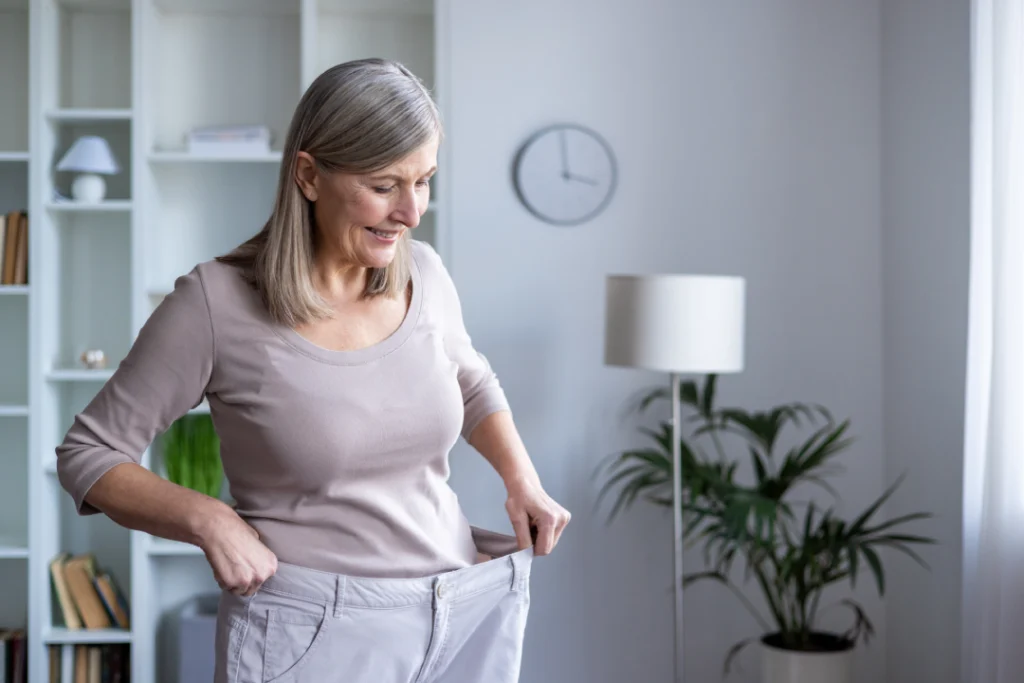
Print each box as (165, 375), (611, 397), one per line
(604, 274), (746, 683)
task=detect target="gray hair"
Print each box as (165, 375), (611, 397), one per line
(218, 58), (442, 328)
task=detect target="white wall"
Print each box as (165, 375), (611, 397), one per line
(445, 2), (886, 681)
(881, 1), (971, 682)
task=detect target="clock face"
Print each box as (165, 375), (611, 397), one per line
(513, 124), (617, 226)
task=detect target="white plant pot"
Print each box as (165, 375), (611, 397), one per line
(761, 635), (854, 683)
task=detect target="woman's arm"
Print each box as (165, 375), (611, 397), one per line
(83, 462), (222, 545)
(56, 266), (275, 596)
(467, 410), (571, 556)
(83, 463), (276, 596)
(426, 243), (572, 555)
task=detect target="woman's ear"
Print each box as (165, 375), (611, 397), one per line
(294, 151), (319, 202)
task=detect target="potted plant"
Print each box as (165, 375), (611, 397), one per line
(595, 375), (935, 683)
(157, 413), (224, 500)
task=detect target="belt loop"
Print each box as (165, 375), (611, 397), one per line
(333, 575), (347, 618)
(510, 552), (530, 592)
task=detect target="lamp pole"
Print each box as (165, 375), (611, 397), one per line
(671, 371), (685, 683)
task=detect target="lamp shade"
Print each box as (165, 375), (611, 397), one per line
(604, 274), (746, 374)
(56, 136), (120, 174)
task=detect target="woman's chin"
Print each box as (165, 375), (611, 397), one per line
(359, 243), (399, 269)
(354, 227), (403, 268)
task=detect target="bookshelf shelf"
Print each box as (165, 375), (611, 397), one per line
(147, 539), (202, 557)
(0, 285), (29, 295)
(43, 628), (132, 645)
(45, 369), (116, 382)
(188, 401), (210, 415)
(0, 152), (29, 162)
(0, 532), (29, 559)
(0, 545), (29, 559)
(318, 0), (433, 16)
(44, 109), (132, 123)
(0, 405), (29, 417)
(148, 150), (283, 164)
(45, 200), (132, 212)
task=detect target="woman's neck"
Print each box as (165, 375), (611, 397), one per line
(312, 252), (368, 303)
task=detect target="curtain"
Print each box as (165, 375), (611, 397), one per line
(961, 1), (1024, 681)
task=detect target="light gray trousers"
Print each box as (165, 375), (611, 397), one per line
(214, 528), (533, 683)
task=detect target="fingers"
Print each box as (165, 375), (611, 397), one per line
(508, 507), (533, 551)
(534, 521), (555, 556)
(532, 505), (572, 557)
(216, 549), (278, 597)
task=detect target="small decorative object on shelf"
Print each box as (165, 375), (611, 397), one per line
(56, 136), (120, 203)
(185, 124), (272, 157)
(80, 349), (107, 369)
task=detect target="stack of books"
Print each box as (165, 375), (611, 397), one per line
(0, 629), (27, 683)
(0, 211), (28, 286)
(186, 124), (272, 157)
(48, 644), (129, 683)
(49, 553), (130, 632)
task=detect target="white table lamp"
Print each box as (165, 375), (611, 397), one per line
(604, 274), (746, 683)
(57, 136), (120, 203)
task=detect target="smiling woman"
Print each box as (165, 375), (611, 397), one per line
(53, 58), (570, 683)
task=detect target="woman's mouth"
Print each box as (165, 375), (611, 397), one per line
(366, 227), (401, 243)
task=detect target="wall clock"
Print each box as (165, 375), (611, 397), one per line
(512, 123), (618, 226)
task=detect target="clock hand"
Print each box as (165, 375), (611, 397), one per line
(566, 172), (598, 186)
(560, 130), (569, 177)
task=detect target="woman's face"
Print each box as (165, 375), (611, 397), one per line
(298, 135), (438, 270)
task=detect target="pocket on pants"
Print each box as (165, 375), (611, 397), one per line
(228, 588), (330, 683)
(262, 603), (328, 683)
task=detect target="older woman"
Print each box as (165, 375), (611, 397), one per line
(55, 58), (570, 683)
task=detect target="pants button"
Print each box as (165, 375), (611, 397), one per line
(437, 584), (447, 599)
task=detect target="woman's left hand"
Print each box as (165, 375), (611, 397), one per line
(505, 478), (571, 556)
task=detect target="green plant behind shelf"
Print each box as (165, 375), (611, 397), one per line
(159, 414), (223, 500)
(594, 374), (936, 675)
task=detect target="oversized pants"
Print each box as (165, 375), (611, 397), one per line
(214, 528), (533, 683)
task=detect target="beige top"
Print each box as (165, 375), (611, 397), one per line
(55, 240), (510, 579)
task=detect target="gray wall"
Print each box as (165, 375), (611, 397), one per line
(445, 1), (887, 681)
(881, 1), (971, 682)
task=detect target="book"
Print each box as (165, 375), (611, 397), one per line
(50, 554), (82, 630)
(48, 646), (59, 683)
(0, 629), (26, 683)
(12, 213), (27, 285)
(92, 573), (129, 629)
(1, 211), (19, 285)
(62, 555), (112, 630)
(74, 645), (86, 683)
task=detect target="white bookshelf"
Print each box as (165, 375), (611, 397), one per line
(19, 0), (450, 681)
(0, 0), (31, 679)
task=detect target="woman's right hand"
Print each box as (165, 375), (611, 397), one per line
(197, 505), (278, 597)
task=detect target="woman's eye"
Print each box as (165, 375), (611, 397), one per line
(374, 186), (394, 194)
(417, 180), (430, 188)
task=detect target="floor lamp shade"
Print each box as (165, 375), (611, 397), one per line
(604, 274), (746, 374)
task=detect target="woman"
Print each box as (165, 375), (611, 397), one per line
(55, 58), (570, 683)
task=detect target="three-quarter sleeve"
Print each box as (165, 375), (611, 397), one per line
(56, 266), (215, 515)
(428, 247), (510, 441)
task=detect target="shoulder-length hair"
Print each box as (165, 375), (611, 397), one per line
(217, 58), (443, 328)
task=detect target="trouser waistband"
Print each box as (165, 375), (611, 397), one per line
(257, 527), (533, 614)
